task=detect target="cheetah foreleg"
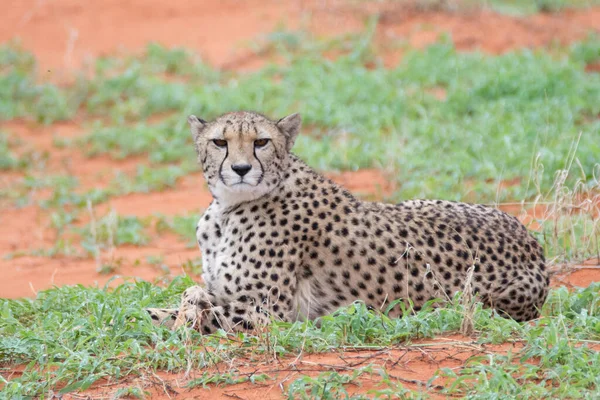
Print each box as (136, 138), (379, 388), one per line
(146, 307), (179, 329)
(174, 285), (273, 334)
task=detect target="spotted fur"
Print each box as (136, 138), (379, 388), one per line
(147, 111), (549, 333)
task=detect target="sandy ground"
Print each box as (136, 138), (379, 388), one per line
(52, 334), (521, 399)
(2, 0), (600, 73)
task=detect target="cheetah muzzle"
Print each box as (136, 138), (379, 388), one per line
(146, 111), (549, 334)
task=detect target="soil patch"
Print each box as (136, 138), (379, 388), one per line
(326, 169), (396, 200)
(1, 119), (144, 190)
(0, 119), (396, 299)
(378, 6), (600, 64)
(59, 334), (522, 400)
(551, 259), (600, 289)
(1, 1), (599, 73)
(0, 232), (198, 299)
(96, 173), (212, 217)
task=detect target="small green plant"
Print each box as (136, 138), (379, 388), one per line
(181, 258), (203, 275)
(0, 42), (79, 123)
(113, 386), (149, 399)
(79, 117), (193, 163)
(0, 133), (17, 170)
(145, 255), (164, 266)
(186, 371), (270, 388)
(81, 211), (149, 250)
(80, 209), (149, 272)
(287, 367), (372, 400)
(464, 0), (600, 15)
(571, 34), (600, 65)
(534, 0), (575, 12)
(155, 213), (200, 248)
(145, 255), (170, 274)
(368, 368), (429, 399)
(111, 164), (193, 194)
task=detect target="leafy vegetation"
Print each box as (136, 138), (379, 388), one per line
(286, 367), (374, 399)
(471, 0), (600, 15)
(0, 133), (18, 170)
(155, 213), (200, 248)
(0, 41), (83, 124)
(3, 34), (600, 203)
(3, 281), (600, 398)
(110, 163), (195, 195)
(412, 0), (600, 15)
(80, 212), (149, 252)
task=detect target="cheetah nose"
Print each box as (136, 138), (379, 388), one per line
(232, 164), (252, 177)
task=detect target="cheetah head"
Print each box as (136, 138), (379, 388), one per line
(188, 111), (301, 207)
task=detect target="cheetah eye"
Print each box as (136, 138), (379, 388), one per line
(212, 139), (227, 148)
(254, 138), (270, 148)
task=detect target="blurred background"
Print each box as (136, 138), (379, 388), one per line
(0, 0), (599, 299)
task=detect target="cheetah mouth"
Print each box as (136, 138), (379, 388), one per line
(219, 176), (254, 187)
(218, 172), (265, 190)
(218, 167), (264, 189)
(229, 180), (256, 188)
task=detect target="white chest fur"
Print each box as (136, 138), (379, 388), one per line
(195, 202), (224, 292)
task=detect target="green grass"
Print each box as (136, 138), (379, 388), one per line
(0, 174), (81, 208)
(80, 118), (195, 163)
(80, 213), (149, 251)
(0, 132), (46, 173)
(3, 210), (152, 262)
(110, 163), (195, 195)
(0, 133), (18, 170)
(0, 42), (77, 124)
(3, 282), (600, 398)
(286, 367), (374, 399)
(75, 213), (150, 269)
(470, 0), (600, 15)
(186, 370), (270, 389)
(3, 33), (600, 204)
(2, 163), (193, 209)
(440, 286), (600, 398)
(411, 0), (600, 15)
(155, 213), (200, 248)
(285, 366), (428, 399)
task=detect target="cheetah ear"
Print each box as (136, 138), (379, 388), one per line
(188, 115), (207, 142)
(188, 115), (208, 164)
(276, 113), (301, 152)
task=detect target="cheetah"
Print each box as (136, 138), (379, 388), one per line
(147, 111), (549, 333)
